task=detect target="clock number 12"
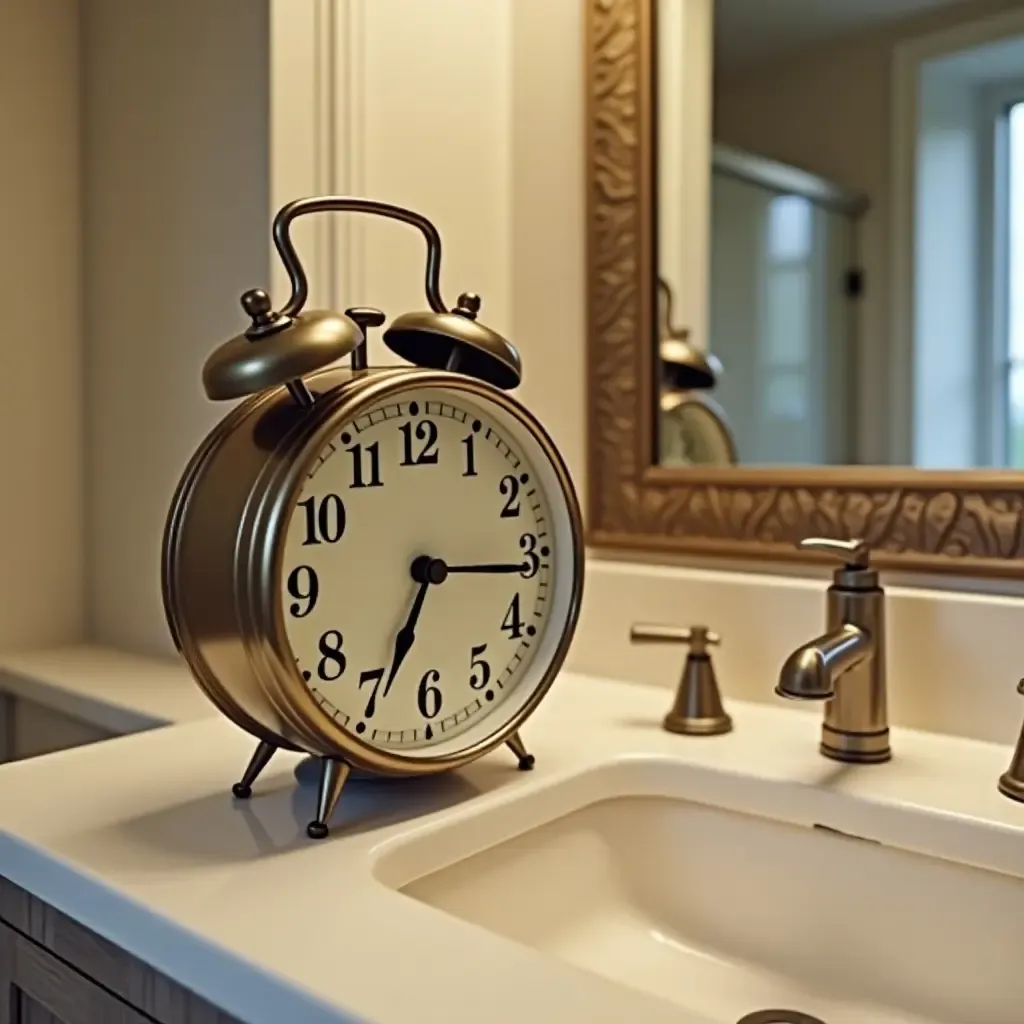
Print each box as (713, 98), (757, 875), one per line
(400, 420), (439, 465)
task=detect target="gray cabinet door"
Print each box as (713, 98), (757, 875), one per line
(0, 921), (150, 1024)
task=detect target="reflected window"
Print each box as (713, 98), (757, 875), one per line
(761, 194), (814, 421)
(767, 194), (813, 262)
(1007, 102), (1024, 465)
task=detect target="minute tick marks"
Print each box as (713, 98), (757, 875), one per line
(282, 388), (560, 753)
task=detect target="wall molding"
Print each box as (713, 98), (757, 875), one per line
(268, 0), (337, 309)
(332, 0), (368, 306)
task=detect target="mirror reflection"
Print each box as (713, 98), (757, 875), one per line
(655, 0), (1024, 469)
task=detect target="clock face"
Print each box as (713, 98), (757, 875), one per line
(280, 385), (572, 756)
(660, 396), (736, 467)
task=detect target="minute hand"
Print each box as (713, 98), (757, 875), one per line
(444, 562), (528, 574)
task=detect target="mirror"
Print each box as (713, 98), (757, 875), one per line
(655, 0), (1024, 470)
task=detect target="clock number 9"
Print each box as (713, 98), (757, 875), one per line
(298, 493), (346, 546)
(417, 669), (443, 718)
(286, 565), (319, 617)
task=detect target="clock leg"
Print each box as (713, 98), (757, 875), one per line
(306, 757), (352, 840)
(231, 739), (277, 799)
(506, 731), (535, 771)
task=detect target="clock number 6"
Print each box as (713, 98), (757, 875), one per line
(469, 644), (491, 689)
(417, 669), (443, 718)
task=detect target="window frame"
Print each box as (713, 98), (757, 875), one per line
(978, 77), (1024, 467)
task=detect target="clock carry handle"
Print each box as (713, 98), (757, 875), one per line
(272, 196), (450, 318)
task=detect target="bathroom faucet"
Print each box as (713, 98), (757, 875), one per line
(775, 537), (891, 764)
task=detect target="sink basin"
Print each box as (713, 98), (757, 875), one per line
(395, 773), (1024, 1024)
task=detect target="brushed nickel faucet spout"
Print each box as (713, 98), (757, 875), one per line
(776, 538), (891, 764)
(776, 624), (872, 701)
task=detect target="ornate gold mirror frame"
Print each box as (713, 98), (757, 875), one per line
(585, 0), (1024, 578)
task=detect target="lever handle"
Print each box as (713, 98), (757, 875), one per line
(798, 536), (870, 568)
(630, 624), (720, 655)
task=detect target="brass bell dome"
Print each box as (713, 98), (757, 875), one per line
(384, 292), (522, 391)
(657, 277), (721, 392)
(203, 289), (363, 401)
(660, 336), (723, 393)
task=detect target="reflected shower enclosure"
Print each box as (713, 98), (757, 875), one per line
(707, 146), (864, 466)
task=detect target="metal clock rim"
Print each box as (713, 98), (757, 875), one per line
(237, 369), (585, 774)
(162, 389), (308, 753)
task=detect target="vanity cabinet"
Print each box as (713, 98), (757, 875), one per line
(0, 880), (241, 1024)
(0, 695), (115, 765)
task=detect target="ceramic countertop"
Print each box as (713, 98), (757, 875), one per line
(0, 644), (214, 732)
(0, 656), (1023, 1024)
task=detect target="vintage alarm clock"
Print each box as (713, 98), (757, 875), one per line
(162, 197), (584, 839)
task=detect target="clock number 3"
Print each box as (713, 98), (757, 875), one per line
(519, 533), (540, 579)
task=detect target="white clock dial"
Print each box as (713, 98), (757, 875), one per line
(281, 386), (561, 753)
(660, 395), (737, 467)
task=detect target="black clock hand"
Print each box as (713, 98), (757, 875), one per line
(381, 555), (445, 697)
(443, 562), (528, 575)
(382, 581), (428, 696)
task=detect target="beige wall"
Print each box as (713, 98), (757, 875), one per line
(713, 0), (1022, 463)
(81, 0), (272, 654)
(77, 0), (578, 658)
(0, 0), (83, 650)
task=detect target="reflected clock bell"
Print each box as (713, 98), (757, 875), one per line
(658, 277), (722, 410)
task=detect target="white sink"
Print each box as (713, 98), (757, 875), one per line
(396, 775), (1024, 1024)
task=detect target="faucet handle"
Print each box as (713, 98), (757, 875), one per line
(629, 623), (720, 655)
(799, 536), (871, 569)
(998, 678), (1024, 802)
(629, 624), (731, 735)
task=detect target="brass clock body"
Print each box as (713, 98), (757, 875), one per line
(161, 196), (584, 839)
(163, 365), (583, 772)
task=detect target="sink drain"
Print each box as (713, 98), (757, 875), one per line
(736, 1013), (827, 1024)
